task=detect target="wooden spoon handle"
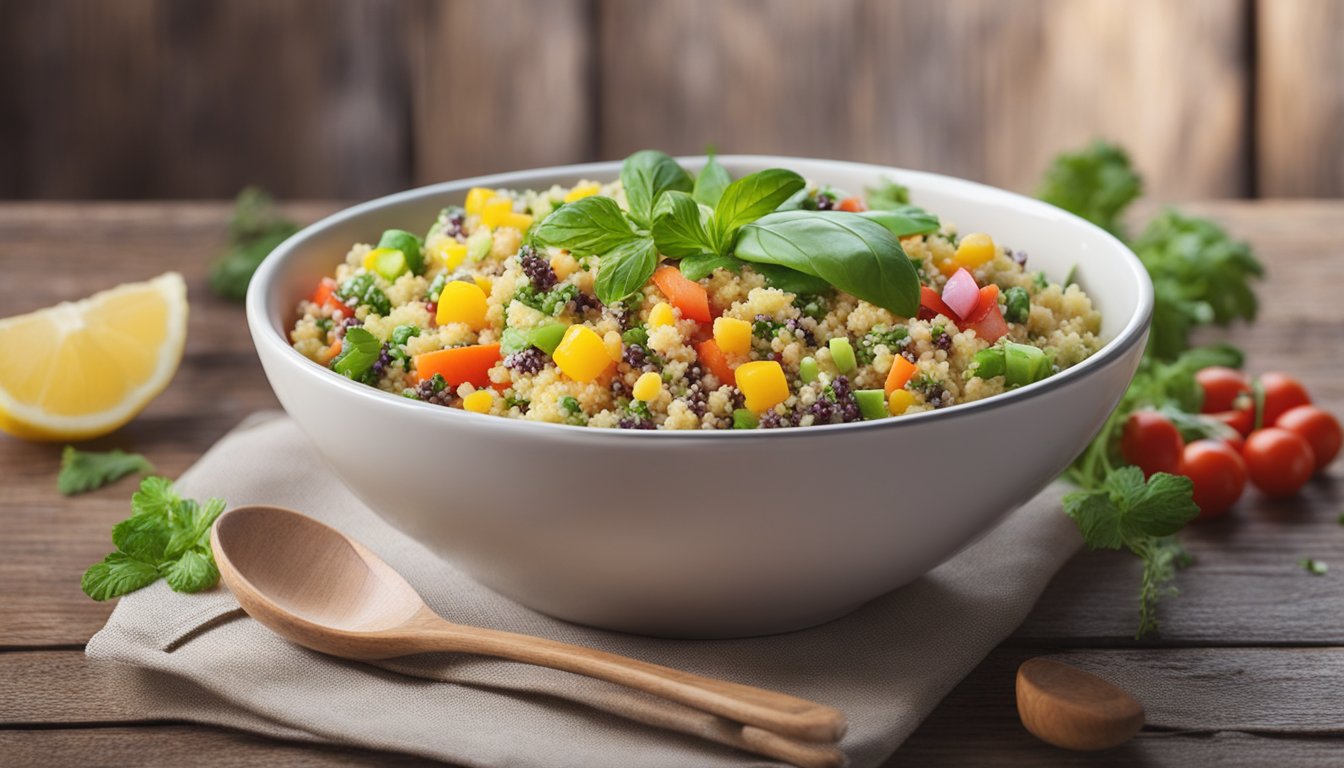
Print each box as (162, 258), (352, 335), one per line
(402, 609), (847, 744)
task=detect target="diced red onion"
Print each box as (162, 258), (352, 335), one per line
(942, 268), (979, 319)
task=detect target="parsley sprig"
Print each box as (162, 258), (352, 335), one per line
(81, 477), (226, 601)
(58, 447), (154, 496)
(209, 187), (299, 301)
(1040, 141), (1264, 637)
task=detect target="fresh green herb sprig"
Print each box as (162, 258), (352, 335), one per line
(81, 478), (226, 600)
(209, 187), (300, 301)
(1037, 140), (1142, 239)
(1300, 558), (1329, 576)
(1039, 139), (1264, 637)
(58, 447), (154, 496)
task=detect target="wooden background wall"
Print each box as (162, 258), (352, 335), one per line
(1, 0), (1340, 201)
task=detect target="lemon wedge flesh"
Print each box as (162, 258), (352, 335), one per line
(0, 272), (188, 441)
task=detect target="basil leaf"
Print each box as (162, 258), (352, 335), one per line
(859, 206), (940, 238)
(749, 263), (833, 295)
(711, 169), (806, 250)
(694, 153), (732, 207)
(735, 211), (920, 316)
(679, 253), (744, 281)
(620, 150), (693, 228)
(865, 179), (910, 210)
(651, 191), (713, 257)
(532, 196), (640, 255)
(594, 237), (658, 305)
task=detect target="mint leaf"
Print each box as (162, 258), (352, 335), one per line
(710, 168), (806, 250)
(1066, 469), (1197, 550)
(58, 446), (154, 496)
(594, 237), (658, 305)
(651, 191), (713, 257)
(533, 195), (641, 254)
(620, 150), (693, 228)
(82, 552), (162, 601)
(112, 513), (172, 562)
(131, 476), (179, 518)
(1125, 472), (1199, 538)
(694, 152), (732, 207)
(864, 178), (910, 210)
(166, 497), (226, 557)
(162, 549), (220, 593)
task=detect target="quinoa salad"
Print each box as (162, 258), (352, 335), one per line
(290, 151), (1103, 430)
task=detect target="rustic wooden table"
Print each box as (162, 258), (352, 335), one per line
(2, 202), (1341, 766)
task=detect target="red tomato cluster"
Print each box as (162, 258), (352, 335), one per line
(1121, 370), (1341, 520)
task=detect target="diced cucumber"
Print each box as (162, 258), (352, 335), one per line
(530, 323), (569, 355)
(466, 226), (493, 262)
(828, 337), (857, 374)
(372, 248), (408, 281)
(378, 229), (424, 275)
(732, 409), (759, 429)
(855, 389), (889, 420)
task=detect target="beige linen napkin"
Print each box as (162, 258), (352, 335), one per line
(87, 412), (1081, 767)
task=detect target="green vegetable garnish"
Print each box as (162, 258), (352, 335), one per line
(391, 325), (420, 346)
(209, 187), (300, 301)
(693, 151), (732, 208)
(620, 150), (694, 229)
(858, 206), (941, 238)
(58, 447), (155, 496)
(336, 273), (392, 316)
(799, 356), (820, 384)
(828, 337), (857, 375)
(371, 248), (408, 281)
(1300, 558), (1328, 576)
(81, 477), (226, 600)
(622, 326), (649, 348)
(377, 229), (424, 275)
(1003, 286), (1030, 323)
(332, 327), (382, 382)
(863, 178), (910, 210)
(1004, 343), (1051, 388)
(732, 409), (759, 429)
(854, 390), (888, 420)
(1037, 140), (1142, 238)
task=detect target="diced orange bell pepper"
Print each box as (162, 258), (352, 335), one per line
(312, 277), (353, 317)
(884, 356), (918, 395)
(694, 339), (736, 387)
(413, 343), (501, 388)
(652, 265), (712, 323)
(837, 196), (867, 212)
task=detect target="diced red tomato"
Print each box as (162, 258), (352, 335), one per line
(918, 286), (958, 322)
(962, 285), (1007, 343)
(311, 277), (353, 317)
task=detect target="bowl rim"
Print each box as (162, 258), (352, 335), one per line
(246, 155), (1153, 441)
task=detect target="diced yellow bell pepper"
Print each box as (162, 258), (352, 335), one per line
(462, 389), (494, 414)
(735, 360), (790, 412)
(564, 182), (601, 203)
(633, 371), (662, 402)
(604, 331), (623, 362)
(888, 389), (917, 416)
(713, 317), (752, 355)
(436, 281), (489, 330)
(953, 233), (996, 270)
(430, 240), (468, 271)
(499, 212), (534, 231)
(481, 197), (515, 229)
(465, 187), (496, 216)
(648, 301), (676, 327)
(473, 275), (493, 295)
(552, 325), (611, 383)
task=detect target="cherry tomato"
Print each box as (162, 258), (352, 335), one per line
(1276, 405), (1341, 471)
(1179, 439), (1247, 520)
(1259, 372), (1311, 427)
(1243, 427), (1315, 497)
(1212, 405), (1254, 437)
(1196, 367), (1250, 414)
(837, 196), (867, 213)
(1121, 411), (1184, 477)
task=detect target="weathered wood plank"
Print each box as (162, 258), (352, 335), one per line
(1256, 0), (1344, 197)
(406, 0), (595, 185)
(4, 647), (1344, 765)
(0, 1), (410, 199)
(596, 0), (1251, 200)
(0, 727), (435, 767)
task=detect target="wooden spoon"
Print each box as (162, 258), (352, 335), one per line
(210, 505), (848, 765)
(1016, 657), (1144, 751)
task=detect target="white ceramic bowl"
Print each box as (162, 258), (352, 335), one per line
(247, 157), (1152, 638)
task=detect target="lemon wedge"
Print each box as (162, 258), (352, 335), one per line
(0, 273), (188, 441)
